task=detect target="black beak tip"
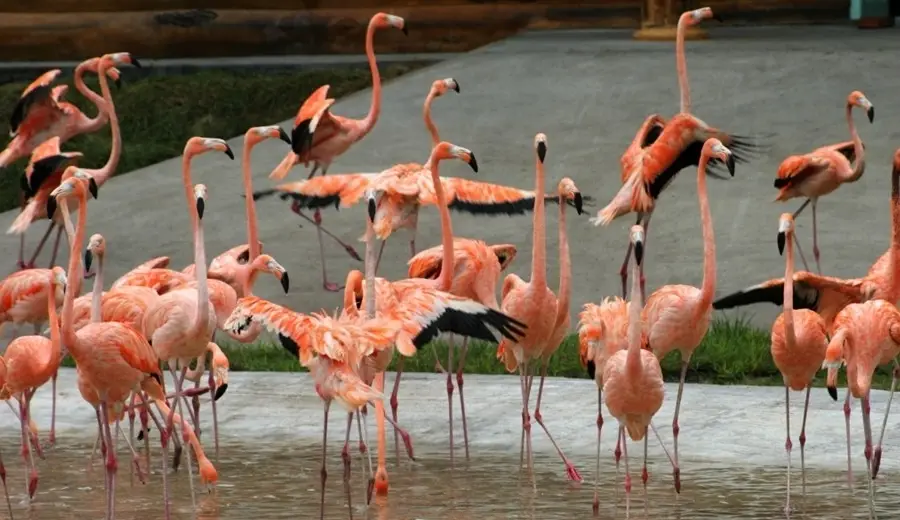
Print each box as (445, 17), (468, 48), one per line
(367, 198), (377, 223)
(214, 383), (228, 401)
(712, 14), (724, 22)
(726, 155), (736, 177)
(634, 241), (644, 266)
(196, 198), (205, 220)
(89, 178), (99, 199)
(224, 145), (235, 160)
(867, 107), (875, 123)
(46, 197), (57, 219)
(130, 56), (143, 68)
(84, 250), (93, 273)
(777, 232), (786, 255)
(280, 272), (290, 294)
(278, 127), (292, 145)
(828, 385), (838, 401)
(401, 25), (409, 36)
(468, 155), (478, 173)
(114, 77), (122, 89)
(574, 192), (584, 215)
(452, 80), (460, 93)
(536, 141), (547, 163)
(137, 429), (145, 441)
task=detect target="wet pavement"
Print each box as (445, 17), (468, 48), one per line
(1, 369), (900, 518)
(1, 27), (900, 333)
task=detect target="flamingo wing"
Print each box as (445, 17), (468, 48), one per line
(407, 242), (517, 281)
(10, 70), (65, 137)
(105, 323), (162, 378)
(712, 273), (864, 312)
(426, 177), (589, 215)
(820, 140), (863, 164)
(25, 152), (82, 197)
(256, 173), (378, 210)
(292, 85), (338, 157)
(773, 154), (832, 190)
(225, 296), (315, 362)
(620, 114), (666, 182)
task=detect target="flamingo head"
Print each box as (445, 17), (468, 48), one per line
(777, 213), (794, 255)
(557, 177), (584, 215)
(848, 91), (874, 123)
(252, 254), (290, 294)
(194, 184), (208, 220)
(430, 78), (460, 98)
(50, 266), (67, 290)
(689, 7), (721, 23)
(431, 142), (478, 173)
(702, 138), (735, 177)
(185, 137), (234, 160)
(84, 233), (106, 276)
(249, 125), (291, 146)
(534, 133), (548, 163)
(630, 225), (645, 266)
(374, 13), (407, 35)
(101, 52), (141, 69)
(823, 329), (848, 401)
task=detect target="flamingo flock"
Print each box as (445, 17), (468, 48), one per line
(0, 7), (893, 520)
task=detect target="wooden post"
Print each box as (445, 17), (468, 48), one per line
(633, 0), (709, 41)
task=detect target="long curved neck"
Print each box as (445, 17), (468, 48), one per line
(676, 13), (693, 115)
(73, 63), (109, 129)
(183, 155), (209, 338)
(531, 157), (548, 289)
(783, 231), (797, 351)
(238, 263), (261, 297)
(555, 193), (571, 328)
(696, 154), (717, 312)
(423, 93), (440, 147)
(90, 253), (105, 322)
(845, 103), (866, 183)
(889, 165), (900, 303)
(92, 63), (121, 185)
(359, 21), (382, 137)
(47, 280), (61, 364)
(242, 139), (261, 260)
(625, 253), (643, 379)
(429, 153), (455, 292)
(364, 220), (377, 318)
(61, 195), (87, 354)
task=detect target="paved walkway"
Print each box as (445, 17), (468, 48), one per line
(1, 26), (900, 332)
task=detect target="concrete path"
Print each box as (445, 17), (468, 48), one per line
(2, 26), (900, 332)
(5, 368), (898, 473)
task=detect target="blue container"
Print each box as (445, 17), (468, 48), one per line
(851, 0), (890, 20)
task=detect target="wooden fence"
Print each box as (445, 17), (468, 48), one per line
(0, 1), (851, 61)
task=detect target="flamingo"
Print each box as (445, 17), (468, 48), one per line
(0, 266), (66, 502)
(640, 138), (734, 493)
(141, 137), (231, 501)
(267, 12), (407, 292)
(9, 52), (140, 271)
(597, 6), (765, 301)
(0, 351), (11, 518)
(0, 56), (123, 168)
(771, 213), (828, 513)
(578, 295), (630, 512)
(823, 299), (900, 519)
(773, 90), (873, 273)
(603, 223), (664, 517)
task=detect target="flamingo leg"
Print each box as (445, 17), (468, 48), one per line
(207, 365), (220, 462)
(356, 409), (373, 491)
(614, 427), (623, 505)
(799, 386), (811, 498)
(341, 412), (354, 520)
(844, 390), (854, 490)
(99, 401), (118, 520)
(593, 387), (603, 515)
(89, 412), (102, 470)
(16, 220), (25, 269)
(18, 396), (37, 501)
(0, 439), (12, 520)
(446, 336), (456, 463)
(639, 213), (652, 302)
(115, 421), (146, 485)
(618, 214), (642, 298)
(621, 426), (632, 518)
(146, 402), (172, 520)
(381, 410), (415, 461)
(861, 395), (877, 520)
(523, 361), (535, 480)
(319, 401), (331, 520)
(128, 395), (136, 486)
(21, 221), (55, 270)
(872, 360), (900, 480)
(373, 373), (389, 498)
(811, 199), (822, 274)
(642, 429), (650, 516)
(670, 359), (689, 494)
(518, 362), (536, 471)
(49, 369), (58, 446)
(174, 392), (197, 510)
(533, 358), (582, 481)
(783, 386), (793, 515)
(389, 357), (404, 465)
(456, 338), (471, 460)
(46, 225), (64, 269)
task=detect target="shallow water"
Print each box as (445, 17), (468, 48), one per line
(3, 438), (899, 520)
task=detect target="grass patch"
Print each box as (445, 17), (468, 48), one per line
(0, 64), (421, 213)
(208, 316), (896, 390)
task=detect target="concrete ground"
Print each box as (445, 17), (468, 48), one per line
(2, 26), (900, 333)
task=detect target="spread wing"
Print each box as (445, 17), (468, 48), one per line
(10, 69), (65, 137)
(713, 272), (864, 311)
(425, 177), (589, 215)
(407, 242), (517, 280)
(254, 173), (378, 210)
(620, 114), (666, 182)
(774, 154), (833, 190)
(292, 85), (339, 157)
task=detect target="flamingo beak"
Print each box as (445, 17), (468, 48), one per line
(278, 127), (291, 145)
(827, 384), (838, 401)
(867, 106), (875, 124)
(712, 14), (724, 22)
(114, 77), (123, 89)
(726, 155), (735, 177)
(401, 24), (409, 36)
(367, 197), (377, 223)
(574, 192), (584, 215)
(129, 55), (143, 68)
(634, 239), (644, 266)
(89, 178), (99, 199)
(47, 196), (57, 220)
(537, 142), (547, 163)
(777, 231), (786, 255)
(223, 145), (235, 160)
(467, 153), (478, 173)
(197, 198), (205, 220)
(214, 384), (228, 401)
(280, 271), (290, 294)
(84, 250), (93, 273)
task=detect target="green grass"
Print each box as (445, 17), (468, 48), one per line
(206, 316), (896, 390)
(0, 64), (422, 213)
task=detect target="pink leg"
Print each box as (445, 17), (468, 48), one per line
(341, 412), (354, 519)
(844, 391), (854, 490)
(381, 410), (416, 461)
(872, 360), (900, 480)
(518, 363), (535, 469)
(373, 239), (388, 277)
(783, 386), (793, 515)
(128, 395), (137, 486)
(446, 337), (456, 463)
(614, 427), (623, 505)
(0, 439), (12, 520)
(456, 338), (471, 460)
(533, 359), (583, 481)
(811, 200), (822, 274)
(621, 426), (632, 518)
(99, 401), (118, 520)
(49, 369), (58, 446)
(17, 233), (25, 270)
(19, 396), (38, 501)
(290, 203), (361, 292)
(642, 431), (650, 513)
(861, 396), (877, 518)
(115, 421), (147, 485)
(593, 387), (603, 515)
(21, 221), (55, 270)
(320, 402), (331, 520)
(389, 358), (404, 464)
(670, 360), (690, 494)
(799, 386), (811, 497)
(208, 365), (220, 462)
(409, 237), (416, 258)
(433, 344), (446, 373)
(46, 225), (64, 269)
(522, 361), (535, 478)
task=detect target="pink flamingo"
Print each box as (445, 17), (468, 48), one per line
(603, 224), (665, 516)
(771, 213), (828, 513)
(267, 12), (407, 291)
(641, 138), (734, 493)
(1, 57), (123, 168)
(773, 90), (873, 273)
(0, 266), (66, 502)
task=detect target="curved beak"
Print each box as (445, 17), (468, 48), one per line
(777, 231), (786, 255)
(130, 55), (143, 68)
(278, 127), (291, 145)
(867, 106), (875, 124)
(84, 249), (93, 273)
(223, 145), (235, 160)
(114, 77), (123, 89)
(89, 177), (99, 199)
(280, 270), (290, 294)
(401, 24), (409, 36)
(826, 367), (839, 401)
(452, 80), (460, 93)
(214, 383), (228, 401)
(634, 239), (644, 266)
(196, 198), (205, 220)
(367, 197), (377, 223)
(537, 142), (547, 163)
(712, 14), (724, 22)
(467, 153), (478, 173)
(726, 155), (736, 177)
(47, 196), (57, 220)
(574, 192), (584, 215)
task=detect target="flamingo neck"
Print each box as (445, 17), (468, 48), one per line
(73, 63), (109, 131)
(554, 192), (571, 330)
(183, 154), (210, 338)
(676, 12), (693, 115)
(242, 137), (261, 260)
(783, 231), (797, 351)
(359, 21), (382, 137)
(90, 61), (121, 186)
(428, 152), (454, 291)
(239, 262), (261, 297)
(423, 92), (440, 147)
(61, 194), (87, 355)
(363, 221), (377, 319)
(889, 165), (900, 303)
(90, 254), (105, 323)
(47, 278), (62, 367)
(696, 154), (717, 313)
(845, 103), (866, 183)
(625, 250), (643, 380)
(530, 156), (547, 289)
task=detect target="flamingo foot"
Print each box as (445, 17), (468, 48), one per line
(565, 460), (583, 482)
(374, 467), (389, 496)
(172, 444), (183, 472)
(873, 447), (883, 479)
(673, 467), (682, 494)
(28, 469), (38, 499)
(366, 477), (375, 504)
